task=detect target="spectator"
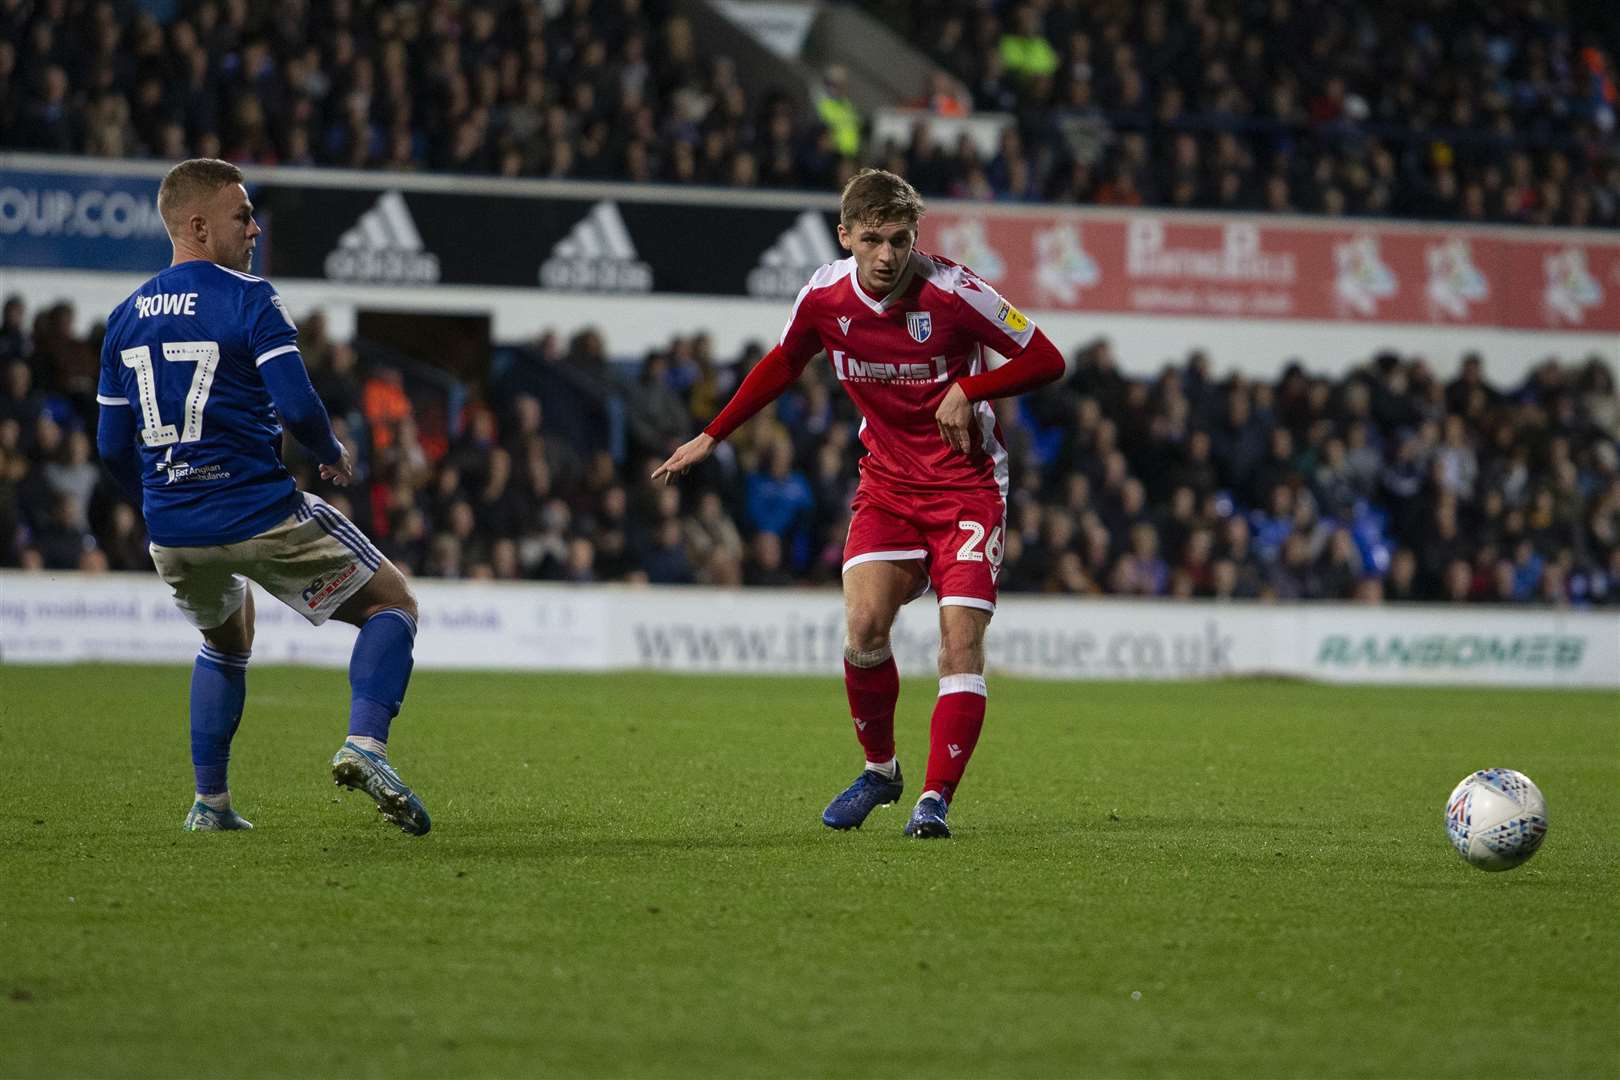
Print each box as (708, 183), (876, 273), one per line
(8, 1), (1618, 224)
(43, 430), (98, 530)
(642, 517), (696, 585)
(0, 360), (47, 431)
(815, 64), (861, 160)
(999, 5), (1058, 81)
(34, 492), (92, 569)
(2, 291), (1609, 606)
(685, 490), (745, 582)
(742, 531), (794, 587)
(0, 297), (30, 362)
(744, 438), (814, 557)
(1110, 522), (1169, 596)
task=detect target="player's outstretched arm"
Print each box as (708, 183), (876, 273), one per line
(652, 432), (716, 485)
(650, 343), (811, 484)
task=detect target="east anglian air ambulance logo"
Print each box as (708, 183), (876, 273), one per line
(906, 311), (933, 343)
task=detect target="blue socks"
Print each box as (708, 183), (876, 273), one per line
(191, 646), (249, 795)
(347, 609), (417, 744)
(187, 609), (413, 798)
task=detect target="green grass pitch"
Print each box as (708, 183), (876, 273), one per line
(2, 665), (1616, 1078)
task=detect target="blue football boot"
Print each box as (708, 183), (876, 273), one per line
(903, 793), (950, 839)
(822, 763), (904, 830)
(331, 741), (432, 836)
(182, 801), (253, 831)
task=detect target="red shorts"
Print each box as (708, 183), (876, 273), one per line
(842, 483), (1006, 612)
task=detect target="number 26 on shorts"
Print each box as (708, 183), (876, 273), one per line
(956, 520), (1004, 566)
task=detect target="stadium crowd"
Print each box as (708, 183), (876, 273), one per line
(4, 0), (1617, 226)
(5, 293), (1618, 607)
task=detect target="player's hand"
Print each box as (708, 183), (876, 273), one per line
(652, 432), (716, 485)
(935, 383), (975, 456)
(320, 445), (356, 487)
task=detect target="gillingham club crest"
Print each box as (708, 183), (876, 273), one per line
(906, 310), (933, 343)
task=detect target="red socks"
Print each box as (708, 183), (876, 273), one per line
(843, 654), (899, 764)
(924, 674), (987, 804)
(846, 658), (989, 803)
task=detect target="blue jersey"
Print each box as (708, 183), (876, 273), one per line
(98, 261), (307, 547)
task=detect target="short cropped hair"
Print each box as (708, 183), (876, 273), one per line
(839, 168), (925, 229)
(157, 158), (244, 230)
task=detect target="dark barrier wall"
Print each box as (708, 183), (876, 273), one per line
(253, 185), (837, 298)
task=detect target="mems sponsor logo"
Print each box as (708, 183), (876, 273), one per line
(831, 350), (947, 384)
(540, 201), (652, 292)
(1315, 634), (1586, 670)
(324, 191), (441, 284)
(747, 210), (839, 297)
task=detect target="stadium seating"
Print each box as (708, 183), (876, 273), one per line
(3, 296), (1616, 605)
(4, 0), (1615, 224)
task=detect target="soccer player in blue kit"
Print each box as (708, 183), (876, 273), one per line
(96, 158), (431, 835)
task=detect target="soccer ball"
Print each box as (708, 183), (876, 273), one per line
(1444, 769), (1549, 872)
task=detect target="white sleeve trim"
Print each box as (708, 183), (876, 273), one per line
(254, 344), (300, 367)
(96, 394), (130, 406)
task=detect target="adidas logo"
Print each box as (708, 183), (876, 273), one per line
(540, 201), (653, 292)
(324, 191), (441, 284)
(747, 210), (839, 298)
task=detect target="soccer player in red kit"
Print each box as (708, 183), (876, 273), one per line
(653, 170), (1064, 838)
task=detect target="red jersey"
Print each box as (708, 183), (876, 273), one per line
(778, 250), (1038, 496)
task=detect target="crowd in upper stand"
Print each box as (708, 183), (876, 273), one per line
(5, 0), (1616, 224)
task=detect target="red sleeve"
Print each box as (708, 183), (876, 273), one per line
(956, 327), (1065, 402)
(702, 344), (812, 440)
(703, 277), (823, 440)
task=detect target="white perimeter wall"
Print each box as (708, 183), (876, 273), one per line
(2, 572), (1615, 689)
(4, 267), (1615, 383)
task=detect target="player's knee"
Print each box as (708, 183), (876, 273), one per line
(205, 594), (255, 653)
(204, 624), (253, 654)
(391, 586), (419, 622)
(845, 612), (890, 655)
(365, 565), (417, 621)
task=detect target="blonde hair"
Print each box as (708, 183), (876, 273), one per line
(839, 168), (925, 229)
(157, 158), (244, 232)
